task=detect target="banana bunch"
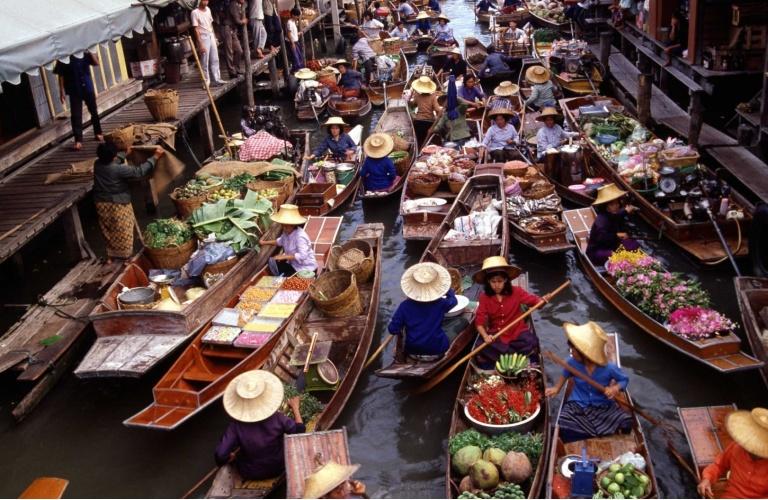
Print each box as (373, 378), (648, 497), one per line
(495, 353), (529, 376)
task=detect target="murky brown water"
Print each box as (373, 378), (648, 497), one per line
(0, 3), (765, 497)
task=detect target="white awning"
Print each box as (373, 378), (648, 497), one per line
(0, 0), (166, 86)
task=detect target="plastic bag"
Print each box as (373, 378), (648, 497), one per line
(597, 452), (647, 473)
(186, 242), (235, 277)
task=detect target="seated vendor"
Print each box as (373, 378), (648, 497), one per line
(437, 48), (467, 79)
(427, 0), (441, 14)
(389, 20), (410, 40)
(241, 106), (258, 137)
(503, 20), (526, 45)
(585, 184), (639, 266)
(308, 117), (356, 161)
(478, 45), (514, 77)
(435, 90), (472, 147)
(360, 133), (397, 192)
(697, 408), (768, 499)
(334, 60), (364, 98)
(259, 204), (318, 276)
(414, 11), (432, 34)
(480, 109), (520, 162)
(303, 461), (366, 499)
(545, 322), (633, 443)
(524, 66), (556, 111)
(388, 262), (458, 359)
(535, 107), (578, 160)
(458, 74), (485, 106)
(433, 15), (455, 46)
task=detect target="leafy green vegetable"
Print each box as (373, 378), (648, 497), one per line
(533, 28), (560, 43)
(282, 382), (324, 421)
(223, 173), (255, 191)
(449, 429), (491, 456)
(190, 190), (273, 252)
(143, 219), (193, 249)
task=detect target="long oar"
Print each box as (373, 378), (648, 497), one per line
(413, 280), (571, 394)
(182, 448), (239, 498)
(365, 335), (395, 369)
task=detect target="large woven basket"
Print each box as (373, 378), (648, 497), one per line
(309, 270), (362, 318)
(204, 255), (240, 277)
(328, 239), (374, 284)
(448, 267), (462, 294)
(170, 189), (207, 220)
(409, 173), (441, 197)
(144, 88), (179, 122)
(393, 153), (411, 176)
(144, 238), (196, 269)
(523, 182), (555, 200)
(448, 179), (465, 194)
(391, 134), (410, 152)
(105, 125), (135, 150)
(247, 175), (295, 198)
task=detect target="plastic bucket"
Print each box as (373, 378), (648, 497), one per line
(336, 165), (355, 185)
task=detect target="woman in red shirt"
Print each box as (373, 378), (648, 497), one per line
(473, 257), (543, 369)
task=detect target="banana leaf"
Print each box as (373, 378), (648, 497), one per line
(190, 190), (274, 252)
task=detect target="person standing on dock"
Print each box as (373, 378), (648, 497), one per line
(222, 0), (247, 78)
(53, 52), (103, 151)
(192, 0), (227, 86)
(249, 0), (268, 58)
(286, 8), (305, 71)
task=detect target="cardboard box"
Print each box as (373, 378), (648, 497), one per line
(130, 59), (159, 78)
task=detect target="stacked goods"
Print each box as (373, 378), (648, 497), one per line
(528, 0), (566, 24)
(143, 218), (195, 269)
(408, 145), (477, 196)
(144, 88), (179, 122)
(171, 176), (224, 219)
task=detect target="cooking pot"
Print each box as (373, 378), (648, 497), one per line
(118, 287), (156, 306)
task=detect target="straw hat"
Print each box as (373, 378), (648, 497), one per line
(322, 65), (340, 75)
(563, 321), (609, 366)
(535, 106), (563, 122)
(412, 75), (437, 94)
(303, 461), (362, 499)
(525, 65), (551, 84)
(592, 183), (627, 206)
(488, 108), (515, 119)
(333, 59), (352, 67)
(323, 116), (347, 128)
(295, 68), (317, 80)
(494, 81), (519, 96)
(450, 47), (462, 55)
(222, 370), (284, 422)
(271, 204), (307, 225)
(472, 256), (522, 283)
(415, 11), (431, 20)
(363, 133), (394, 158)
(725, 408), (768, 459)
(401, 262), (452, 302)
(438, 14), (450, 22)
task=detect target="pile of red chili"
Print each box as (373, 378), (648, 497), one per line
(467, 378), (541, 425)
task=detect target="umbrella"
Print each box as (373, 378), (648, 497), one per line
(447, 75), (459, 121)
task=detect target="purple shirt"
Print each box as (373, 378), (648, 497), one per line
(215, 412), (306, 479)
(586, 210), (626, 264)
(459, 85), (485, 102)
(276, 227), (317, 272)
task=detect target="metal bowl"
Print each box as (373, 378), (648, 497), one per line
(464, 401), (541, 435)
(118, 286), (156, 305)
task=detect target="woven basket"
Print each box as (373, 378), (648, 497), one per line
(409, 173), (441, 197)
(393, 154), (411, 176)
(523, 183), (555, 200)
(309, 270), (362, 318)
(247, 176), (294, 198)
(503, 162), (529, 177)
(144, 89), (179, 122)
(144, 238), (195, 269)
(328, 239), (375, 283)
(204, 255), (240, 276)
(105, 125), (135, 150)
(448, 267), (462, 294)
(448, 179), (465, 194)
(170, 189), (207, 220)
(391, 134), (410, 152)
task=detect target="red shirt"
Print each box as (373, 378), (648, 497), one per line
(702, 442), (768, 499)
(474, 286), (541, 343)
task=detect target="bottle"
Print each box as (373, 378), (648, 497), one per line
(719, 197), (729, 216)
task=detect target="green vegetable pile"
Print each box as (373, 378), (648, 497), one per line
(190, 190), (273, 252)
(458, 482), (525, 499)
(449, 429), (544, 467)
(580, 113), (637, 141)
(222, 173), (256, 191)
(173, 177), (222, 200)
(594, 463), (651, 499)
(389, 151), (408, 160)
(143, 219), (193, 249)
(533, 28), (560, 43)
(282, 382), (324, 422)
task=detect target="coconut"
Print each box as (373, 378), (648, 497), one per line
(470, 459), (500, 490)
(501, 451), (533, 484)
(483, 448), (506, 468)
(453, 446), (483, 476)
(459, 476), (474, 493)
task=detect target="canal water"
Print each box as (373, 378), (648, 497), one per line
(0, 2), (765, 497)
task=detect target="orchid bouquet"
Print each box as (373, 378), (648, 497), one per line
(667, 307), (738, 340)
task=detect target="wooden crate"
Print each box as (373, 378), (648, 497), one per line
(296, 183), (335, 207)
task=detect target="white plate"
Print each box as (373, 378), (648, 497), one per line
(413, 197), (447, 208)
(446, 295), (469, 317)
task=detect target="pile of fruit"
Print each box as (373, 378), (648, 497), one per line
(257, 188), (281, 200)
(173, 177), (222, 200)
(596, 463), (651, 499)
(458, 482), (525, 499)
(222, 173), (256, 191)
(207, 188), (242, 201)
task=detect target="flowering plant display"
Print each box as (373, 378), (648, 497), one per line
(467, 376), (541, 425)
(667, 307), (738, 340)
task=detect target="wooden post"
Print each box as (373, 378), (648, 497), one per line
(330, 0), (341, 49)
(688, 89), (704, 148)
(760, 43), (768, 155)
(637, 55), (653, 126)
(61, 206), (90, 261)
(241, 2), (255, 107)
(599, 31), (612, 73)
(198, 108), (215, 158)
(268, 57), (281, 97)
(309, 26), (317, 61)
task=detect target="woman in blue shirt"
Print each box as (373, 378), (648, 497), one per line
(545, 321), (633, 443)
(428, 0), (441, 13)
(360, 133), (397, 192)
(308, 117), (356, 161)
(388, 262), (458, 358)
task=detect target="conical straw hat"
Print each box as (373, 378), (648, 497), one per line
(592, 183), (627, 206)
(271, 204), (307, 225)
(535, 106), (563, 122)
(323, 65), (340, 75)
(323, 116), (347, 128)
(295, 68), (317, 80)
(726, 408), (768, 458)
(302, 461), (361, 499)
(563, 321), (609, 366)
(438, 14), (450, 22)
(473, 256), (522, 283)
(493, 81), (519, 96)
(223, 370), (284, 422)
(412, 75), (437, 94)
(333, 59), (352, 67)
(364, 133), (394, 158)
(415, 11), (431, 20)
(525, 65), (551, 84)
(401, 262), (451, 302)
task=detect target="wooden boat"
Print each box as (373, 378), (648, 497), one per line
(208, 223), (382, 498)
(366, 50), (409, 107)
(445, 274), (549, 499)
(734, 276), (768, 389)
(296, 90), (330, 121)
(545, 333), (660, 499)
(18, 477), (69, 499)
(426, 38), (460, 68)
(533, 41), (603, 96)
(327, 88), (372, 120)
(405, 65), (443, 149)
(358, 100), (416, 200)
(475, 7), (531, 25)
(564, 207), (763, 373)
(525, 1), (570, 30)
(284, 429), (355, 498)
(464, 37), (520, 90)
(561, 95), (754, 264)
(122, 216), (343, 430)
(378, 170), (509, 378)
(677, 404), (737, 499)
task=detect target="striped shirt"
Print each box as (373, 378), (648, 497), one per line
(525, 81), (557, 108)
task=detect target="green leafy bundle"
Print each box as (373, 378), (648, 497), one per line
(533, 28), (560, 43)
(223, 173), (256, 191)
(190, 190), (273, 252)
(282, 383), (324, 422)
(143, 219), (193, 249)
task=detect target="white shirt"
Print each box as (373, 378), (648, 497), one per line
(389, 26), (409, 40)
(362, 19), (384, 38)
(249, 0), (264, 20)
(287, 19), (299, 42)
(504, 27), (526, 42)
(191, 7), (215, 35)
(352, 37), (377, 62)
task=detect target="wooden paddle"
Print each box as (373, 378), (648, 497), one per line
(182, 448), (240, 498)
(19, 477), (69, 499)
(413, 280), (571, 394)
(304, 331), (319, 373)
(364, 335), (395, 369)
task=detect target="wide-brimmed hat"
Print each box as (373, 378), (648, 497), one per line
(488, 108), (515, 119)
(412, 75), (437, 94)
(401, 262), (451, 302)
(271, 204), (307, 225)
(223, 370), (284, 422)
(535, 106), (563, 122)
(333, 59), (352, 68)
(323, 116), (347, 128)
(592, 183), (627, 206)
(363, 133), (394, 158)
(563, 321), (609, 366)
(725, 408), (768, 459)
(494, 81), (519, 96)
(472, 256), (522, 283)
(525, 65), (551, 84)
(295, 68), (317, 80)
(303, 461), (362, 499)
(437, 14), (450, 22)
(415, 11), (431, 20)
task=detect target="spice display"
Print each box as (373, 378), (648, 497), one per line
(201, 325), (242, 345)
(143, 219), (193, 249)
(242, 319), (282, 333)
(282, 276), (313, 291)
(212, 308), (241, 327)
(256, 276), (285, 288)
(269, 290), (305, 304)
(241, 285), (278, 303)
(258, 303), (297, 319)
(233, 332), (272, 349)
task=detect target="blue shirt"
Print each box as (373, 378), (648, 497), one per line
(360, 156), (397, 191)
(388, 288), (458, 355)
(459, 85), (485, 102)
(563, 358), (629, 408)
(481, 52), (513, 76)
(53, 54), (96, 98)
(477, 0), (493, 12)
(416, 19), (431, 32)
(313, 132), (356, 158)
(339, 69), (364, 89)
(428, 0), (441, 12)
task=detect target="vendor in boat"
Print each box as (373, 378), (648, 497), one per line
(241, 105), (258, 137)
(334, 60), (364, 98)
(350, 34), (378, 84)
(458, 74), (485, 107)
(473, 257), (545, 368)
(697, 407), (768, 499)
(212, 370), (305, 489)
(544, 321), (633, 443)
(535, 107), (578, 161)
(259, 204), (318, 276)
(500, 0), (522, 12)
(389, 20), (410, 40)
(396, 0), (417, 20)
(388, 262), (458, 359)
(490, 81), (520, 129)
(523, 66), (556, 111)
(361, 133), (397, 192)
(435, 79), (472, 147)
(303, 461), (366, 499)
(437, 48), (467, 79)
(428, 0), (441, 13)
(94, 142), (164, 263)
(433, 15), (455, 46)
(414, 11), (432, 35)
(585, 184), (639, 266)
(294, 68), (327, 110)
(480, 109), (520, 162)
(478, 45), (515, 78)
(409, 75), (442, 142)
(502, 20), (526, 45)
(308, 117), (356, 161)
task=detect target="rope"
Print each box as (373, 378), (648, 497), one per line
(703, 214), (742, 266)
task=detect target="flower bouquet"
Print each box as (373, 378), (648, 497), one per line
(667, 307), (738, 341)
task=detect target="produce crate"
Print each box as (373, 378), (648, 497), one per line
(295, 183), (335, 207)
(660, 149), (699, 168)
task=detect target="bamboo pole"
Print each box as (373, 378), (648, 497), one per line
(364, 335), (395, 369)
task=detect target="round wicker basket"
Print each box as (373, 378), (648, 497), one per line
(309, 270), (362, 318)
(144, 239), (195, 269)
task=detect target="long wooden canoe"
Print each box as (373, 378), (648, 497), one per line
(327, 88), (372, 120)
(366, 50), (409, 107)
(377, 170), (509, 379)
(524, 1), (570, 30)
(464, 38), (518, 90)
(545, 333), (660, 499)
(445, 273), (550, 499)
(122, 216), (342, 430)
(561, 95), (754, 264)
(734, 276), (768, 389)
(564, 207), (763, 373)
(533, 41), (603, 96)
(475, 8), (532, 25)
(677, 405), (737, 498)
(208, 223), (382, 497)
(358, 100), (416, 200)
